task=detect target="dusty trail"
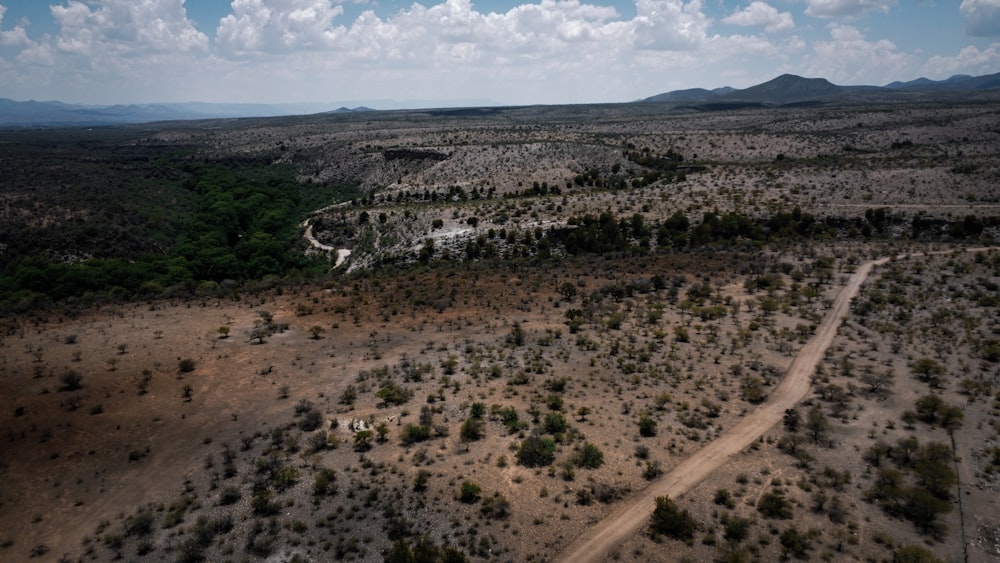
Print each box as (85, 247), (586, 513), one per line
(556, 254), (893, 563)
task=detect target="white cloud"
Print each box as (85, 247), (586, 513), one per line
(0, 4), (31, 47)
(923, 43), (1000, 77)
(723, 2), (794, 33)
(49, 0), (207, 55)
(804, 0), (895, 18)
(961, 0), (1000, 37)
(806, 24), (915, 84)
(216, 0), (345, 55)
(633, 0), (712, 50)
(0, 0), (991, 106)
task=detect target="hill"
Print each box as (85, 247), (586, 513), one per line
(643, 71), (1000, 105)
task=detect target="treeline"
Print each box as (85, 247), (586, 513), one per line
(0, 160), (357, 311)
(547, 208), (997, 257)
(549, 208), (824, 255)
(454, 207), (995, 268)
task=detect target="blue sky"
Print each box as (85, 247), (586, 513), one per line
(1, 1), (999, 107)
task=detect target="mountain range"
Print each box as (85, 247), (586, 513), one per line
(0, 98), (496, 128)
(641, 72), (1000, 106)
(3, 73), (1000, 127)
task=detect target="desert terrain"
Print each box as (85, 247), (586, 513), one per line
(1, 99), (999, 562)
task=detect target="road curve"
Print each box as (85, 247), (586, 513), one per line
(555, 255), (892, 563)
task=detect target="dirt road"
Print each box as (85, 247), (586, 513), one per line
(555, 255), (892, 563)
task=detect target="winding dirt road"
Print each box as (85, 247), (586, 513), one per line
(556, 255), (892, 563)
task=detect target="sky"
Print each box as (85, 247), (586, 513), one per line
(1, 0), (999, 107)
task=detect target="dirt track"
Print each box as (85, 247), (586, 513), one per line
(556, 255), (891, 563)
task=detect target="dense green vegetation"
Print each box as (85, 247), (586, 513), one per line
(0, 153), (357, 310)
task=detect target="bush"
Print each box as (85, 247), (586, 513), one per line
(313, 468), (337, 497)
(480, 495), (511, 519)
(460, 417), (484, 442)
(59, 370), (83, 391)
(757, 492), (793, 519)
(516, 435), (556, 467)
(458, 481), (481, 503)
(218, 486), (241, 506)
(401, 424), (432, 446)
(650, 496), (698, 541)
(543, 411), (568, 434)
(298, 409), (323, 432)
(723, 515), (752, 542)
(377, 381), (412, 406)
(638, 415), (657, 437)
(779, 527), (812, 559)
(714, 489), (735, 509)
(178, 358), (196, 373)
(574, 442), (604, 469)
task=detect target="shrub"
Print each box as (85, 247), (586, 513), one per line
(458, 481), (481, 503)
(714, 489), (736, 509)
(298, 409), (323, 432)
(178, 358), (196, 373)
(638, 415), (657, 437)
(643, 460), (663, 480)
(460, 417), (484, 442)
(575, 442), (604, 469)
(723, 514), (752, 542)
(757, 492), (793, 519)
(480, 495), (511, 519)
(516, 436), (556, 467)
(377, 381), (412, 406)
(401, 424), (431, 445)
(218, 486), (241, 506)
(650, 496), (698, 541)
(413, 470), (431, 492)
(59, 370), (83, 392)
(779, 527), (812, 560)
(313, 468), (337, 497)
(543, 412), (569, 434)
